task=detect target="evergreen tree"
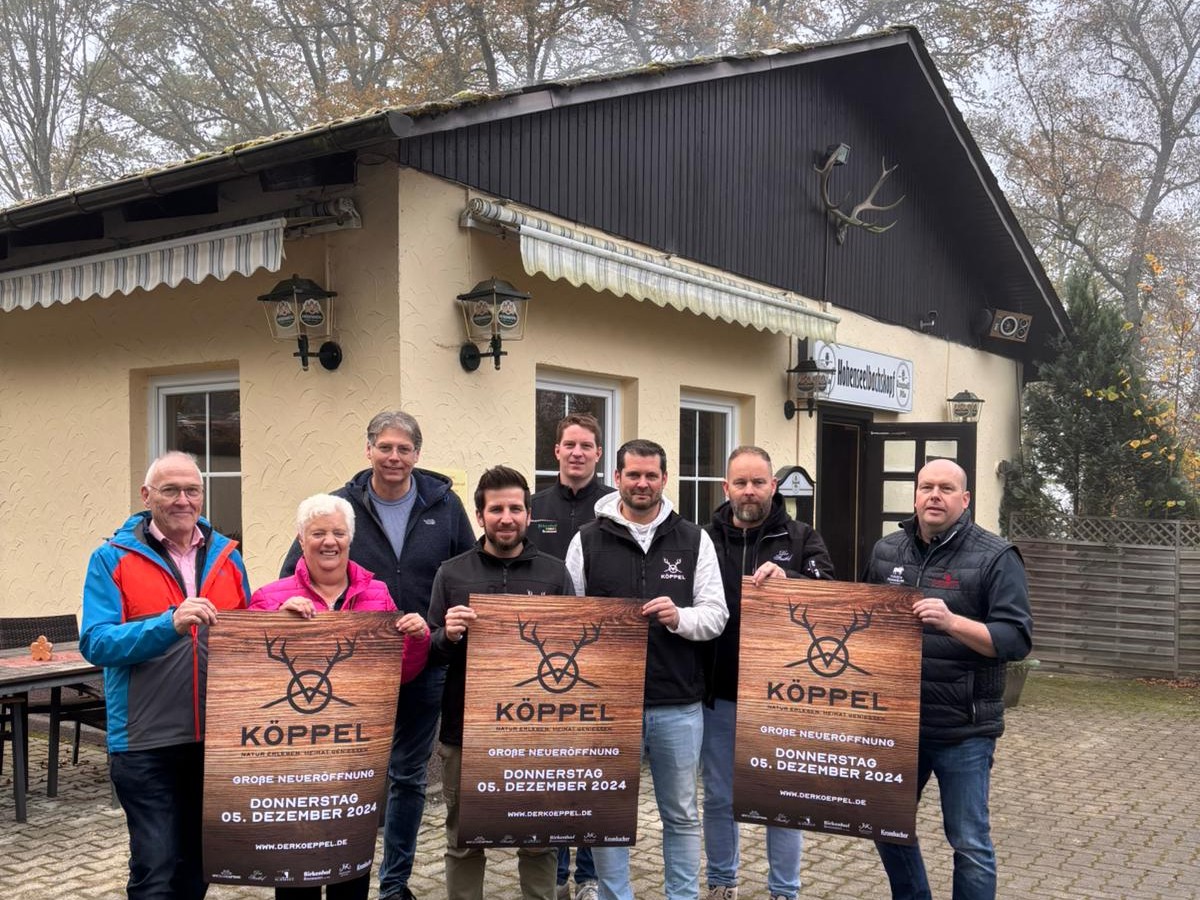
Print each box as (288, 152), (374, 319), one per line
(1019, 271), (1192, 518)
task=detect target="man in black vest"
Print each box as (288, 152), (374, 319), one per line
(701, 446), (834, 900)
(530, 413), (612, 900)
(865, 458), (1032, 900)
(565, 439), (728, 900)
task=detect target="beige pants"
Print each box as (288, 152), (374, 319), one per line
(440, 743), (557, 900)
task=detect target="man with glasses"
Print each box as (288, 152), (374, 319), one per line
(82, 451), (250, 899)
(281, 409), (475, 900)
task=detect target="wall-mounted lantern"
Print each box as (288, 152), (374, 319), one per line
(947, 389), (985, 423)
(784, 345), (834, 420)
(456, 277), (531, 371)
(257, 274), (342, 371)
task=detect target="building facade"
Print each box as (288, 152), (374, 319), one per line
(0, 28), (1064, 615)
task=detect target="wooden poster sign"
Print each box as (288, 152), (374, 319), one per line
(202, 610), (405, 887)
(458, 595), (647, 849)
(734, 579), (923, 844)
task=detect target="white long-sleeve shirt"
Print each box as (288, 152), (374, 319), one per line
(565, 491), (728, 642)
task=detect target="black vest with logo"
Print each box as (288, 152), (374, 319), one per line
(867, 513), (1013, 743)
(578, 512), (704, 706)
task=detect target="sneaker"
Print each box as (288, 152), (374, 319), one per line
(575, 881), (599, 900)
(381, 889), (418, 900)
(557, 884), (571, 900)
(704, 888), (738, 900)
(769, 895), (795, 900)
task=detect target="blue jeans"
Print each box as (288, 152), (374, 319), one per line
(378, 664), (447, 898)
(876, 736), (997, 900)
(701, 699), (802, 898)
(110, 742), (207, 900)
(557, 846), (596, 885)
(593, 703), (703, 900)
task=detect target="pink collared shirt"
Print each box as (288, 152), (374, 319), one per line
(148, 521), (206, 597)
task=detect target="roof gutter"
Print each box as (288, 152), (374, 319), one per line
(0, 110), (414, 232)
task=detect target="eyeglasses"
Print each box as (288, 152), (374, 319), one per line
(371, 442), (417, 457)
(150, 484), (204, 500)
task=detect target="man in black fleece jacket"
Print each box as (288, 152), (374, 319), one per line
(280, 409), (475, 900)
(701, 446), (834, 900)
(428, 465), (572, 900)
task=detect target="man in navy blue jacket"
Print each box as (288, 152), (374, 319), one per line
(282, 409), (475, 900)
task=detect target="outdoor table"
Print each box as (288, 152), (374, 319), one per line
(0, 642), (101, 821)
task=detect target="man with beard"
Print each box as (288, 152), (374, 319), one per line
(701, 446), (834, 900)
(565, 439), (728, 900)
(427, 466), (572, 900)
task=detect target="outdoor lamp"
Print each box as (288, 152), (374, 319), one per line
(456, 277), (531, 371)
(784, 357), (834, 420)
(257, 274), (342, 371)
(947, 389), (985, 423)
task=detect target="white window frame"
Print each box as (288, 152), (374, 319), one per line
(148, 372), (241, 525)
(678, 393), (738, 523)
(535, 374), (620, 487)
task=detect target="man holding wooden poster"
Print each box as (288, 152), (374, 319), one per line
(865, 459), (1033, 900)
(701, 446), (834, 900)
(428, 466), (573, 900)
(565, 439), (728, 900)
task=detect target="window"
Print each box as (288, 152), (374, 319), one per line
(535, 376), (618, 493)
(678, 396), (736, 524)
(150, 374), (242, 544)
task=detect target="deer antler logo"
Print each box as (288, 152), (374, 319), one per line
(785, 605), (872, 678)
(514, 617), (601, 693)
(261, 635), (357, 714)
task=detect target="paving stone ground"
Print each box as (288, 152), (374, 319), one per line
(2, 673), (1197, 899)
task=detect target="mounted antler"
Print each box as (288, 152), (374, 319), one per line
(815, 155), (905, 244)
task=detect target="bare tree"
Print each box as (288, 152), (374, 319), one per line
(986, 0), (1200, 324)
(0, 0), (124, 202)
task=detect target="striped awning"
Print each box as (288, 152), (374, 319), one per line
(0, 218), (286, 312)
(464, 198), (838, 340)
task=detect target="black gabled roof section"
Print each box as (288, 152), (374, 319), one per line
(394, 30), (1067, 365)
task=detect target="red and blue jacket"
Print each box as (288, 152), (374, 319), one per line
(81, 512), (250, 752)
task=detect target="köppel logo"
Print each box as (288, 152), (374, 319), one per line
(786, 605), (873, 678)
(661, 557), (686, 580)
(261, 636), (357, 714)
(515, 618), (601, 693)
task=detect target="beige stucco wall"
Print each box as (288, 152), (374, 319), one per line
(0, 163), (404, 618)
(0, 164), (1021, 619)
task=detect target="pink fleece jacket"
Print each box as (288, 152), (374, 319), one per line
(250, 557), (429, 683)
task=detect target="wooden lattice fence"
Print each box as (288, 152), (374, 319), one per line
(1010, 514), (1200, 677)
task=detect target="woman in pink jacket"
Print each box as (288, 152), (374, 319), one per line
(250, 493), (429, 900)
